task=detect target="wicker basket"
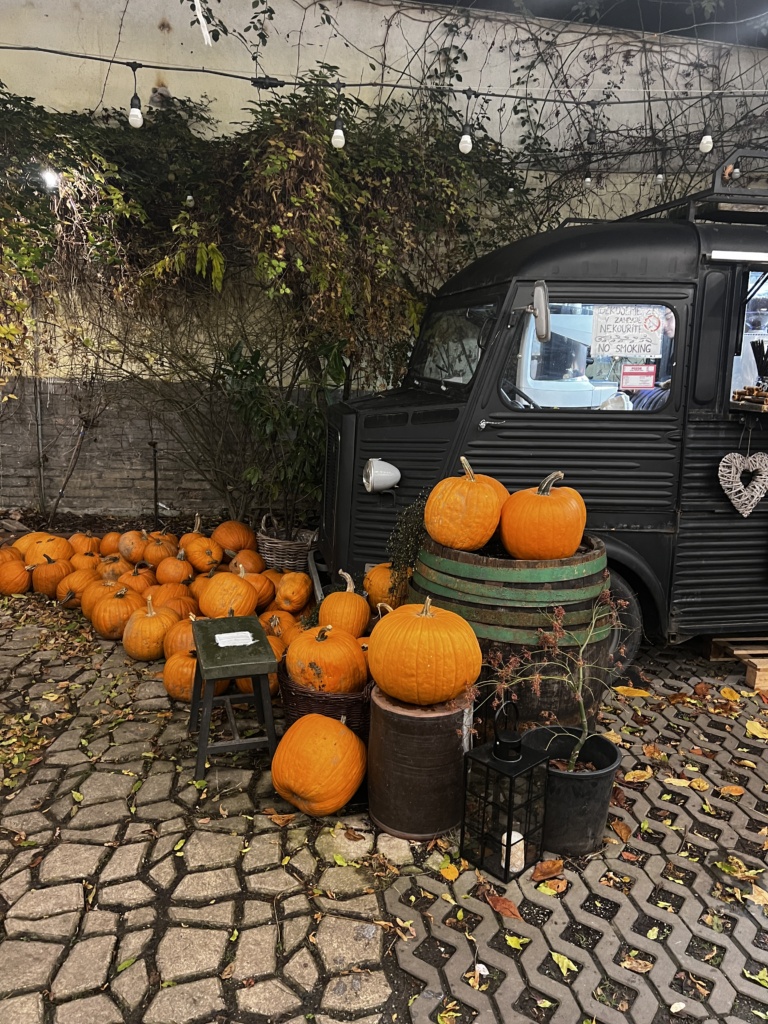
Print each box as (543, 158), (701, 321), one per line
(257, 515), (317, 573)
(278, 665), (372, 740)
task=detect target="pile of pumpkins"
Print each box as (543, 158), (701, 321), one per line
(0, 518), (316, 702)
(424, 457), (586, 561)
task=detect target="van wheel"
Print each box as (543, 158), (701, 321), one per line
(606, 569), (643, 679)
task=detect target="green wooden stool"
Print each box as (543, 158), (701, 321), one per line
(189, 616), (278, 780)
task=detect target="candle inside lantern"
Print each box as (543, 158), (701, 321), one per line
(500, 830), (525, 874)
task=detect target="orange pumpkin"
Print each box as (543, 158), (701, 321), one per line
(69, 531), (101, 555)
(118, 563), (157, 594)
(68, 550), (100, 572)
(318, 571), (370, 638)
(0, 546), (23, 565)
(198, 572), (258, 618)
(234, 565), (274, 612)
(100, 531), (122, 556)
(81, 578), (121, 620)
(162, 651), (228, 702)
(142, 536), (178, 568)
(122, 595), (180, 661)
(90, 587), (145, 639)
(476, 473), (510, 513)
(229, 549), (267, 575)
(274, 572), (313, 614)
(163, 614), (206, 659)
(263, 568), (284, 589)
(358, 637), (370, 675)
(0, 560), (32, 595)
(26, 535), (75, 564)
(363, 562), (397, 610)
(211, 520), (257, 556)
(367, 596), (482, 705)
(499, 470), (587, 560)
(184, 535), (223, 573)
(155, 550), (194, 586)
(271, 714), (367, 817)
(11, 531), (51, 557)
(189, 569), (216, 602)
(56, 568), (100, 608)
(259, 609), (299, 642)
(286, 625), (367, 694)
(424, 456), (500, 551)
(149, 528), (179, 546)
(161, 596), (199, 619)
(97, 555), (134, 581)
(153, 582), (192, 606)
(118, 530), (148, 564)
(30, 556), (74, 598)
(235, 635), (285, 697)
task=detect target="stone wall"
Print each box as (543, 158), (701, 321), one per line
(0, 377), (225, 517)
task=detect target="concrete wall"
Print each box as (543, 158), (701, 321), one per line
(0, 377), (225, 516)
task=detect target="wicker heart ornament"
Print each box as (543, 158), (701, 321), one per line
(718, 452), (768, 517)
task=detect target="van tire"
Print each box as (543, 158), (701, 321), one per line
(606, 568), (643, 679)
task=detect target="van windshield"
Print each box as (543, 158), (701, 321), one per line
(410, 302), (497, 387)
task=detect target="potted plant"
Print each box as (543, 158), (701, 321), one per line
(489, 594), (624, 856)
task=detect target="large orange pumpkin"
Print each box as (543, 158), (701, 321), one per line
(118, 530), (148, 564)
(234, 565), (274, 613)
(424, 456), (500, 552)
(69, 531), (101, 555)
(123, 595), (180, 661)
(363, 562), (396, 610)
(142, 536), (178, 568)
(499, 470), (587, 560)
(81, 578), (121, 620)
(476, 473), (510, 513)
(274, 572), (313, 614)
(235, 635), (285, 696)
(163, 614), (206, 659)
(162, 651), (228, 702)
(211, 520), (257, 556)
(56, 568), (100, 608)
(97, 555), (134, 581)
(0, 560), (32, 595)
(318, 571), (370, 638)
(198, 572), (258, 618)
(367, 596), (482, 705)
(229, 549), (266, 575)
(26, 535), (75, 564)
(155, 550), (194, 585)
(91, 587), (145, 639)
(271, 714), (367, 817)
(70, 551), (101, 573)
(30, 556), (74, 598)
(11, 531), (51, 558)
(100, 532), (122, 556)
(118, 563), (157, 594)
(0, 546), (23, 565)
(286, 625), (367, 694)
(184, 535), (223, 573)
(259, 609), (301, 646)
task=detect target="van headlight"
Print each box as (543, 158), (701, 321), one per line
(363, 459), (401, 493)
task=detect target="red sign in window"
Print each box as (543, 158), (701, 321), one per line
(620, 364), (657, 390)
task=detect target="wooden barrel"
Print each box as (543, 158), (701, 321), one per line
(367, 686), (471, 840)
(408, 535), (613, 732)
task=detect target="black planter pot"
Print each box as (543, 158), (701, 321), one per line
(521, 727), (622, 856)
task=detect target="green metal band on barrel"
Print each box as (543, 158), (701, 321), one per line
(413, 564), (606, 606)
(419, 545), (606, 583)
(470, 620), (612, 644)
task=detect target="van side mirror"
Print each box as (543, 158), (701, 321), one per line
(532, 280), (551, 342)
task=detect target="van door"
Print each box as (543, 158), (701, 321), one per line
(456, 284), (692, 629)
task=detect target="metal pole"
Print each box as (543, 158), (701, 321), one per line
(148, 440), (159, 530)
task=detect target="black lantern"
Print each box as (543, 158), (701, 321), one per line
(460, 703), (548, 882)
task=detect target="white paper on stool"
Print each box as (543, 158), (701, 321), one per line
(215, 631), (254, 647)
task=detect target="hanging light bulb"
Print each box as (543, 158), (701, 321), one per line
(698, 127), (713, 154)
(584, 172), (593, 186)
(459, 124), (473, 155)
(128, 64), (143, 128)
(41, 168), (60, 190)
(331, 115), (345, 149)
(732, 160), (742, 180)
(655, 167), (665, 185)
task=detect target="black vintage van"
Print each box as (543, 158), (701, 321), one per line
(319, 153), (768, 651)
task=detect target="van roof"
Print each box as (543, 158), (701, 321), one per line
(437, 218), (768, 298)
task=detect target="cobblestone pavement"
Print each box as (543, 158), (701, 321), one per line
(2, 596), (768, 1024)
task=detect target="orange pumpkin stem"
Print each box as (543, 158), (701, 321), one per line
(339, 570), (356, 593)
(146, 594), (156, 617)
(418, 596), (434, 618)
(376, 602), (394, 617)
(115, 587), (129, 598)
(316, 626), (333, 642)
(459, 456), (476, 481)
(537, 470), (565, 496)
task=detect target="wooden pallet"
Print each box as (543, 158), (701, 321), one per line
(709, 636), (768, 691)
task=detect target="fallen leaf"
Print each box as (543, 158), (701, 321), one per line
(746, 720), (768, 740)
(440, 864), (459, 882)
(647, 926), (659, 939)
(721, 687), (741, 701)
(614, 686), (653, 697)
(486, 893), (522, 920)
(690, 778), (709, 792)
(531, 859), (564, 882)
(505, 934), (530, 950)
(220, 962), (235, 980)
(266, 812), (296, 827)
(744, 967), (768, 989)
(665, 778), (691, 788)
(745, 883), (768, 907)
(611, 820), (632, 843)
(620, 956), (653, 973)
(643, 743), (667, 761)
(719, 785), (745, 798)
(538, 877), (568, 894)
(694, 682), (711, 697)
(345, 829), (365, 842)
(116, 957), (137, 973)
(624, 768), (653, 783)
(440, 893), (456, 905)
(551, 951), (578, 976)
(670, 1002), (686, 1014)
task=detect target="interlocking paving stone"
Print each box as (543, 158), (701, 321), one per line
(288, 846), (317, 877)
(316, 915), (383, 972)
(123, 906), (155, 930)
(241, 832), (281, 871)
(245, 866), (302, 897)
(317, 864), (376, 895)
(39, 844), (107, 884)
(0, 940), (64, 997)
(376, 833), (414, 865)
(155, 927), (228, 981)
(7, 882), (84, 919)
(97, 880), (155, 908)
(315, 893), (381, 918)
(54, 993), (124, 1024)
(78, 774), (135, 805)
(316, 826), (375, 862)
(231, 924), (277, 980)
(236, 978), (303, 1017)
(171, 867), (241, 902)
(167, 901), (236, 928)
(116, 928), (152, 964)
(110, 958), (149, 1013)
(182, 830), (242, 870)
(143, 977), (224, 1022)
(67, 800), (129, 829)
(99, 843), (149, 883)
(284, 947), (320, 992)
(241, 901), (275, 927)
(148, 856), (177, 889)
(0, 867), (32, 904)
(50, 935), (116, 1001)
(5, 909), (81, 942)
(321, 971), (392, 1012)
(281, 915), (310, 955)
(0, 993), (44, 1024)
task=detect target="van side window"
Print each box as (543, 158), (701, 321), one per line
(733, 270), (766, 396)
(411, 302), (497, 387)
(501, 302), (676, 411)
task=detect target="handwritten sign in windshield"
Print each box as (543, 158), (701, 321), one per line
(592, 305), (664, 359)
